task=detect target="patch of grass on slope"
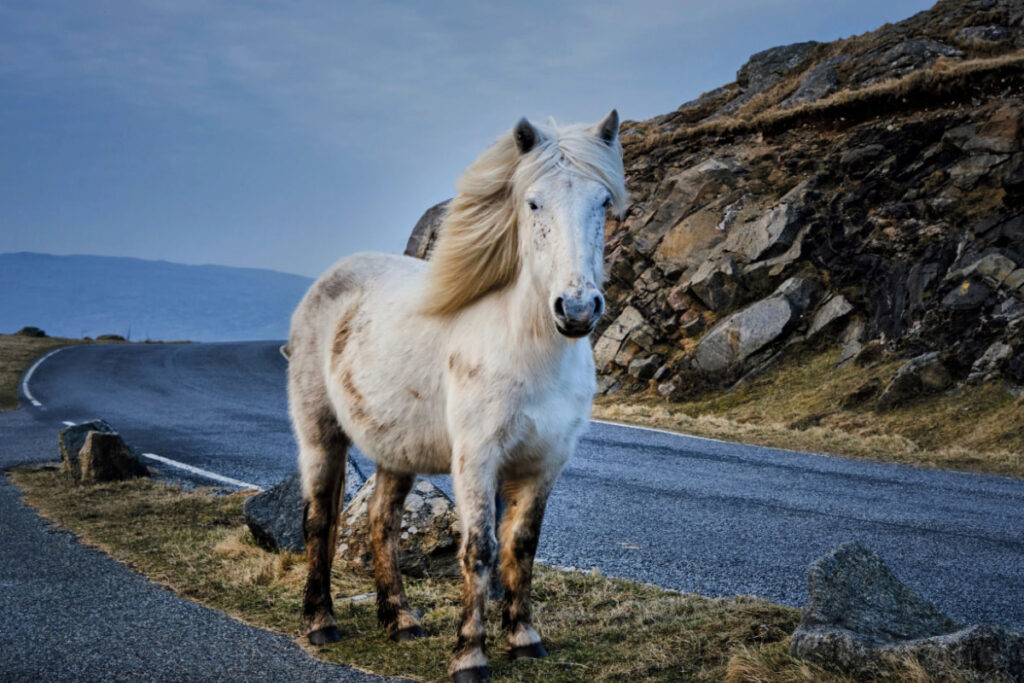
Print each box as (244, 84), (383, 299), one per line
(9, 468), (821, 682)
(0, 334), (90, 412)
(594, 346), (1024, 479)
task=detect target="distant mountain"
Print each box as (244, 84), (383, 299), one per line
(0, 252), (314, 342)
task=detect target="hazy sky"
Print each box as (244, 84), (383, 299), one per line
(1, 0), (936, 278)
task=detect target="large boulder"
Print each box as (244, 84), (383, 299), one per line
(723, 203), (802, 263)
(876, 352), (952, 411)
(404, 199), (450, 259)
(692, 277), (819, 373)
(244, 472), (305, 553)
(791, 542), (1024, 680)
(60, 420), (115, 479)
(338, 474), (459, 578)
(77, 431), (149, 483)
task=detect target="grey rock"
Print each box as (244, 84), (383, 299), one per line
(809, 294), (854, 337)
(689, 258), (743, 312)
(593, 334), (623, 371)
(681, 315), (706, 338)
(968, 341), (1014, 385)
(710, 42), (818, 119)
(14, 326), (46, 337)
(628, 355), (661, 381)
(962, 253), (1021, 289)
(876, 352), (952, 411)
(724, 204), (802, 262)
(840, 144), (888, 177)
(773, 277), (821, 315)
(943, 279), (995, 310)
(693, 295), (794, 372)
(956, 25), (1014, 47)
(77, 431), (149, 483)
(244, 472), (305, 553)
(851, 39), (962, 85)
(59, 420), (115, 480)
(404, 199), (450, 260)
(791, 542), (1024, 680)
(603, 306), (646, 342)
(780, 55), (849, 108)
(339, 474), (459, 578)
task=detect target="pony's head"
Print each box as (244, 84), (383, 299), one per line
(423, 110), (626, 339)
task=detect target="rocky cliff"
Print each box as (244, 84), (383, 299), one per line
(410, 0), (1024, 403)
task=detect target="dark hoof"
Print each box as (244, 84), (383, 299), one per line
(308, 626), (341, 645)
(391, 625), (425, 642)
(509, 642), (548, 660)
(451, 666), (491, 683)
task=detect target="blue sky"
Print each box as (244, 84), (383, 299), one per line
(1, 0), (936, 278)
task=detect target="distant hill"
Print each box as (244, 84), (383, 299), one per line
(0, 252), (314, 342)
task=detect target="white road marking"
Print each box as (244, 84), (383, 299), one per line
(21, 347), (69, 408)
(591, 418), (740, 448)
(62, 421), (76, 427)
(141, 453), (264, 491)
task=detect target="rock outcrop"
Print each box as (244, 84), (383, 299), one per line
(791, 542), (1024, 680)
(337, 474), (460, 578)
(408, 0), (1024, 401)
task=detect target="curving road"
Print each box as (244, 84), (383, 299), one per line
(9, 341), (1024, 633)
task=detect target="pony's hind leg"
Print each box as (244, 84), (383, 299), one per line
(297, 407), (350, 645)
(369, 467), (424, 641)
(498, 473), (554, 660)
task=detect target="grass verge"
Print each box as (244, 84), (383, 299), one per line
(593, 347), (1024, 479)
(7, 467), (829, 682)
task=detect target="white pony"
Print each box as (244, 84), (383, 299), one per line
(288, 110), (626, 682)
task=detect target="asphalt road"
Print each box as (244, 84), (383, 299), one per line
(7, 342), (1024, 643)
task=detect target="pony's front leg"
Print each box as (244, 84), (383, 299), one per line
(449, 448), (499, 683)
(498, 472), (554, 660)
(368, 467), (423, 641)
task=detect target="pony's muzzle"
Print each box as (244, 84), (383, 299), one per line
(553, 291), (604, 338)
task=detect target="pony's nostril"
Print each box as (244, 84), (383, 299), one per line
(553, 297), (566, 318)
(593, 295), (604, 316)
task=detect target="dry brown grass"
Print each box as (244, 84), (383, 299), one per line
(11, 467), (810, 682)
(625, 52), (1024, 155)
(594, 346), (1024, 479)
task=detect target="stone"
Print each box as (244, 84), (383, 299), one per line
(59, 420), (116, 480)
(808, 294), (854, 337)
(955, 25), (1013, 47)
(876, 352), (952, 411)
(338, 473), (459, 578)
(840, 145), (888, 178)
(689, 258), (743, 312)
(244, 471), (306, 553)
(404, 199), (450, 259)
(780, 55), (848, 108)
(967, 341), (1014, 385)
(723, 204), (802, 262)
(773, 277), (821, 315)
(692, 295), (794, 372)
(77, 431), (149, 484)
(942, 280), (995, 310)
(791, 542), (1024, 680)
(603, 306), (646, 342)
(709, 41), (818, 119)
(681, 315), (706, 338)
(593, 334), (622, 371)
(14, 326), (46, 337)
(962, 253), (1020, 289)
(653, 207), (727, 277)
(628, 355), (660, 381)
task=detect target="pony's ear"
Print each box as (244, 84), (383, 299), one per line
(514, 117), (538, 154)
(593, 109), (619, 145)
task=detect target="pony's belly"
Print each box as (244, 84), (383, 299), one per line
(337, 406), (452, 476)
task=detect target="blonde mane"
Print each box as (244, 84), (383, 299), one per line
(422, 119), (627, 316)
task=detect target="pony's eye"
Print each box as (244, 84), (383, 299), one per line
(528, 200), (539, 211)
